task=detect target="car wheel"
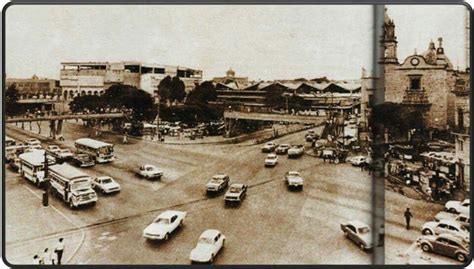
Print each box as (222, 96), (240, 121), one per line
(456, 253), (466, 262)
(359, 243), (365, 250)
(421, 243), (431, 252)
(69, 200), (74, 208)
(448, 208), (458, 214)
(222, 239), (225, 247)
(422, 229), (433, 235)
(209, 254), (214, 263)
(164, 233), (169, 240)
(179, 220), (183, 227)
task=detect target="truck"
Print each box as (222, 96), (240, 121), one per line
(49, 163), (98, 208)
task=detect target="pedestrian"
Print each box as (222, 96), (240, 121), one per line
(33, 255), (40, 265)
(55, 237), (65, 265)
(41, 248), (52, 265)
(122, 134), (128, 144)
(378, 224), (385, 247)
(404, 208), (413, 230)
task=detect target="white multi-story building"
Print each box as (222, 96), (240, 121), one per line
(60, 61), (202, 99)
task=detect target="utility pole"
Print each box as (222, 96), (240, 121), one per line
(154, 90), (161, 141)
(42, 151), (49, 207)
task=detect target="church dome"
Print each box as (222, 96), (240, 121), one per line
(226, 68), (235, 77)
(422, 40), (437, 65)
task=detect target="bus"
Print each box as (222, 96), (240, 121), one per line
(18, 150), (56, 187)
(49, 163), (98, 208)
(74, 138), (115, 163)
(5, 136), (16, 147)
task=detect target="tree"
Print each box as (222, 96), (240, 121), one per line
(186, 81), (216, 105)
(5, 84), (21, 116)
(157, 76), (172, 103)
(68, 95), (105, 113)
(170, 76), (186, 102)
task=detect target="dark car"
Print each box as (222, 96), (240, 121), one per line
(71, 153), (96, 168)
(206, 174), (230, 193)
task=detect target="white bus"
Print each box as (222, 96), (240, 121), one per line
(49, 163), (98, 208)
(74, 138), (115, 163)
(18, 150), (55, 187)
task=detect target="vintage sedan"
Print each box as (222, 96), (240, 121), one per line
(264, 154), (278, 167)
(421, 219), (470, 242)
(275, 144), (291, 154)
(206, 174), (230, 193)
(143, 210), (187, 240)
(435, 212), (470, 229)
(92, 176), (121, 194)
(285, 171), (304, 189)
(137, 164), (163, 179)
(416, 233), (469, 262)
(190, 229), (226, 263)
(224, 183), (247, 203)
(445, 199), (470, 215)
(261, 142), (278, 153)
(350, 156), (368, 166)
(340, 220), (373, 250)
(288, 145), (304, 158)
(71, 153), (96, 168)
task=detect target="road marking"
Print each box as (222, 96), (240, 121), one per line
(21, 185), (86, 264)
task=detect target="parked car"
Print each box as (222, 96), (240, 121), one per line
(421, 219), (470, 241)
(224, 183), (247, 203)
(288, 145), (304, 158)
(435, 212), (470, 229)
(137, 164), (163, 179)
(71, 153), (95, 168)
(275, 144), (291, 154)
(190, 229), (226, 263)
(46, 145), (61, 153)
(340, 220), (373, 250)
(305, 134), (319, 142)
(92, 176), (121, 194)
(261, 142), (278, 153)
(206, 174), (230, 193)
(265, 154), (278, 167)
(350, 156), (368, 166)
(25, 138), (41, 147)
(9, 157), (21, 172)
(143, 210), (187, 240)
(445, 199), (470, 215)
(416, 233), (469, 262)
(285, 171), (304, 189)
(53, 149), (74, 162)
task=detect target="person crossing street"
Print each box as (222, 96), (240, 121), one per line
(55, 238), (65, 265)
(404, 208), (413, 230)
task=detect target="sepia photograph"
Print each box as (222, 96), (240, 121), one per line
(2, 3), (470, 266)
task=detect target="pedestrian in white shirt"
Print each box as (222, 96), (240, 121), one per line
(41, 248), (52, 265)
(55, 238), (65, 265)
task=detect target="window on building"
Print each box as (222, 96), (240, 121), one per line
(409, 75), (422, 90)
(141, 67), (153, 74)
(459, 139), (464, 151)
(154, 68), (165, 74)
(124, 65), (140, 73)
(458, 108), (464, 130)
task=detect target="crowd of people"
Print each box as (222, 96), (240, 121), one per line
(32, 238), (65, 265)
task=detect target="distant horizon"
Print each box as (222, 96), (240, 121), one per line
(5, 5), (467, 82)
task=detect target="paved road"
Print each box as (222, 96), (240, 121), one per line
(7, 120), (460, 265)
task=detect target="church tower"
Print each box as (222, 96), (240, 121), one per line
(381, 8), (398, 64)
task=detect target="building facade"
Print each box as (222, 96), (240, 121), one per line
(213, 68), (249, 85)
(6, 75), (60, 98)
(60, 61), (202, 99)
(381, 9), (459, 130)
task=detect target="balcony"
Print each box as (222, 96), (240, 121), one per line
(402, 89), (431, 106)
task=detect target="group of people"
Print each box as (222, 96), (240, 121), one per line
(32, 238), (65, 265)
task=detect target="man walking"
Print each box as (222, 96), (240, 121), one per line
(404, 208), (413, 230)
(32, 255), (40, 265)
(55, 238), (65, 265)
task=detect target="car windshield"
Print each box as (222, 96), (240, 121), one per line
(146, 167), (154, 171)
(210, 178), (222, 183)
(101, 178), (112, 184)
(230, 186), (241, 193)
(78, 155), (89, 160)
(288, 172), (300, 177)
(358, 227), (370, 234)
(267, 155), (277, 159)
(198, 237), (213, 244)
(154, 218), (169, 224)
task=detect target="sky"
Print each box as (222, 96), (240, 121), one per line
(5, 5), (468, 81)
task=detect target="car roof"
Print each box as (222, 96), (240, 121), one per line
(158, 210), (184, 219)
(97, 176), (112, 180)
(213, 174), (227, 179)
(230, 183), (245, 188)
(200, 229), (221, 238)
(437, 233), (467, 243)
(288, 171), (300, 175)
(347, 220), (369, 229)
(267, 153), (277, 157)
(439, 219), (462, 227)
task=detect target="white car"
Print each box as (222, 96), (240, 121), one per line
(265, 153), (278, 167)
(190, 229), (226, 263)
(421, 219), (470, 242)
(92, 176), (121, 194)
(287, 145), (304, 158)
(261, 142), (278, 153)
(445, 199), (470, 215)
(54, 149), (74, 161)
(341, 220), (373, 250)
(47, 145), (61, 153)
(435, 212), (470, 229)
(285, 171), (304, 189)
(206, 174), (230, 193)
(143, 210), (187, 240)
(25, 138), (41, 147)
(350, 156), (368, 166)
(137, 164), (163, 179)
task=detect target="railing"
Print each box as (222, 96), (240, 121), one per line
(5, 112), (126, 123)
(402, 90), (430, 105)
